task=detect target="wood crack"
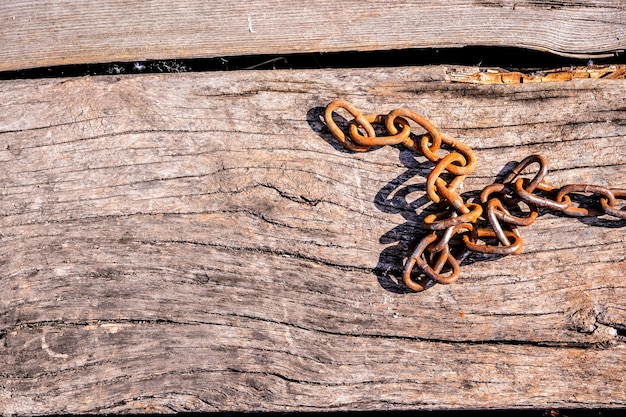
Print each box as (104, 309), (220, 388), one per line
(143, 239), (372, 273)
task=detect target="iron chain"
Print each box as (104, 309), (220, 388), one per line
(325, 100), (626, 291)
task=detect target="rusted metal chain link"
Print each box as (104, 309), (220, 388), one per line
(324, 100), (626, 291)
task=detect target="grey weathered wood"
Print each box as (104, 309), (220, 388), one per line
(0, 67), (625, 414)
(1, 0), (626, 72)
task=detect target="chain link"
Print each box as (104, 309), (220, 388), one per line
(324, 100), (626, 291)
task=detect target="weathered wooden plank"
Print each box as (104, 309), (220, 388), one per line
(0, 67), (625, 414)
(1, 0), (626, 72)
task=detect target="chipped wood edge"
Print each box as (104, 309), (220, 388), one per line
(446, 64), (626, 84)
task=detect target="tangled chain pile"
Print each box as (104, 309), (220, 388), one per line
(325, 100), (626, 291)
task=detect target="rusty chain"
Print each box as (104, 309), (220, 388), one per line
(324, 99), (626, 291)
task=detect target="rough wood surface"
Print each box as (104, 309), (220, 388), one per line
(1, 0), (626, 72)
(0, 67), (625, 414)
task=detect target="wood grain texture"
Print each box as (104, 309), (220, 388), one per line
(0, 66), (625, 414)
(1, 0), (626, 72)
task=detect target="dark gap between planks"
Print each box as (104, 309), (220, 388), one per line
(0, 46), (624, 80)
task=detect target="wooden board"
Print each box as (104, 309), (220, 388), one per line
(0, 66), (625, 414)
(1, 0), (626, 72)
